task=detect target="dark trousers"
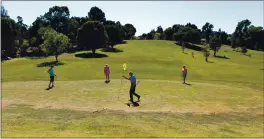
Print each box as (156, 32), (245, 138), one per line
(182, 73), (187, 83)
(129, 84), (140, 102)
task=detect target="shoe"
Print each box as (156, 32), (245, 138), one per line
(138, 96), (140, 101)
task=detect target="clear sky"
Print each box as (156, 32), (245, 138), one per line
(2, 1), (263, 36)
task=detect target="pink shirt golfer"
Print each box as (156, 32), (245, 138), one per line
(104, 65), (110, 75)
(182, 67), (187, 74)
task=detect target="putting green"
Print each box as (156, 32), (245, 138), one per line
(2, 80), (263, 137)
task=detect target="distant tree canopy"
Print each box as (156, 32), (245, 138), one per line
(104, 22), (123, 47)
(209, 34), (222, 56)
(231, 19), (264, 50)
(77, 21), (108, 54)
(88, 6), (106, 23)
(164, 27), (174, 40)
(1, 17), (17, 58)
(156, 26), (164, 39)
(202, 22), (214, 43)
(1, 5), (8, 17)
(1, 4), (263, 61)
(0, 5), (138, 60)
(122, 24), (137, 40)
(43, 6), (70, 34)
(173, 26), (201, 45)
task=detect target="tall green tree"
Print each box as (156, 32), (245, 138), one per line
(140, 33), (147, 40)
(38, 27), (69, 62)
(248, 25), (264, 50)
(71, 16), (89, 26)
(154, 33), (161, 40)
(15, 16), (29, 56)
(1, 5), (8, 17)
(104, 22), (122, 48)
(185, 22), (198, 30)
(77, 21), (108, 54)
(202, 22), (214, 43)
(88, 6), (106, 23)
(67, 18), (80, 44)
(28, 16), (50, 47)
(172, 24), (184, 33)
(209, 35), (221, 56)
(123, 24), (136, 40)
(43, 6), (70, 34)
(231, 19), (251, 48)
(164, 27), (174, 40)
(173, 26), (201, 45)
(146, 29), (155, 40)
(203, 46), (210, 62)
(1, 17), (17, 58)
(156, 26), (164, 39)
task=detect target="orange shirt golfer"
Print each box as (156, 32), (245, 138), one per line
(182, 65), (187, 84)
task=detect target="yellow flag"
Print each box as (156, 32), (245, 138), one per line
(123, 63), (127, 71)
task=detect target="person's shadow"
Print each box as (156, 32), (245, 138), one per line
(105, 80), (110, 84)
(45, 86), (54, 90)
(183, 83), (192, 86)
(126, 102), (140, 107)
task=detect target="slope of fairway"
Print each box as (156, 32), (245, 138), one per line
(2, 40), (264, 137)
(2, 40), (263, 90)
(2, 80), (263, 137)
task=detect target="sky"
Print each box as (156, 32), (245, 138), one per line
(2, 1), (264, 36)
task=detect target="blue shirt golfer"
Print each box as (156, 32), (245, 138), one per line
(47, 65), (56, 88)
(123, 72), (140, 103)
(128, 74), (136, 84)
(49, 68), (55, 76)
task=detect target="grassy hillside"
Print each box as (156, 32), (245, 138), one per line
(2, 40), (264, 137)
(2, 40), (263, 89)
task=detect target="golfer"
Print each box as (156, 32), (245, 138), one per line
(47, 65), (56, 88)
(104, 64), (110, 82)
(123, 72), (140, 103)
(181, 65), (188, 84)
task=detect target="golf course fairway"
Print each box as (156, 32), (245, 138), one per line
(2, 40), (264, 137)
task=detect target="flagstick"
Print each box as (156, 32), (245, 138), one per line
(118, 69), (124, 99)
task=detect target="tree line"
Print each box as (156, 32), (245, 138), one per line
(1, 5), (263, 62)
(139, 20), (263, 57)
(1, 5), (136, 61)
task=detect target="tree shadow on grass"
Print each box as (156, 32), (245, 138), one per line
(26, 56), (46, 60)
(37, 61), (65, 67)
(75, 52), (108, 58)
(214, 55), (230, 59)
(116, 41), (127, 45)
(100, 48), (124, 53)
(185, 43), (203, 51)
(245, 54), (251, 58)
(207, 61), (214, 63)
(176, 43), (203, 52)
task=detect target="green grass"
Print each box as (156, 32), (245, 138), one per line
(2, 40), (264, 137)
